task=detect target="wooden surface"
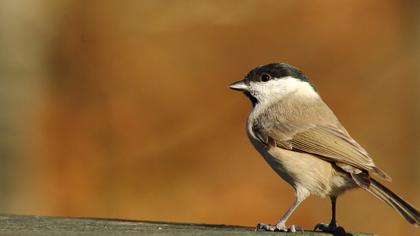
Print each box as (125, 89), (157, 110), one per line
(0, 214), (375, 235)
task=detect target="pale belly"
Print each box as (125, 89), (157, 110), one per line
(248, 134), (355, 198)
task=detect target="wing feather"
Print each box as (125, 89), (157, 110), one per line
(252, 99), (391, 181)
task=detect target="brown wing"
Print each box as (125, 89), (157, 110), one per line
(253, 122), (391, 181)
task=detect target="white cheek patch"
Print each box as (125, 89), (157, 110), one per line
(250, 76), (318, 103)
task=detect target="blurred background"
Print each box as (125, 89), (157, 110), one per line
(0, 1), (419, 235)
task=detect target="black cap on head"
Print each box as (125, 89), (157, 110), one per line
(245, 63), (316, 90)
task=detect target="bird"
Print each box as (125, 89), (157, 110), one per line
(229, 62), (419, 233)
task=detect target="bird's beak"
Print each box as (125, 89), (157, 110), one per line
(229, 80), (249, 91)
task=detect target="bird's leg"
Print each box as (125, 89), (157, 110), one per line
(329, 195), (337, 228)
(314, 196), (346, 234)
(257, 190), (308, 232)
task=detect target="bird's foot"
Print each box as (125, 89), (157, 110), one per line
(256, 223), (303, 232)
(314, 223), (346, 235)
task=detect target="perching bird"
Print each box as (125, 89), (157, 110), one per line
(229, 63), (419, 233)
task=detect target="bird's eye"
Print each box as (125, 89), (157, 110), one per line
(261, 73), (271, 82)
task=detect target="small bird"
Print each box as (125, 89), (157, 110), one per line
(229, 63), (419, 233)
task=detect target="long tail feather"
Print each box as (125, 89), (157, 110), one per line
(365, 178), (419, 226)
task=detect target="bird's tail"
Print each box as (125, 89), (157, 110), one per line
(365, 178), (419, 226)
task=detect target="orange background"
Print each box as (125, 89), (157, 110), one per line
(1, 1), (419, 236)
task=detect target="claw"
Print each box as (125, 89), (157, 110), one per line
(289, 224), (304, 233)
(314, 223), (346, 235)
(256, 223), (303, 232)
(256, 223), (277, 231)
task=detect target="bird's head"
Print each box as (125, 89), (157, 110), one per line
(229, 63), (318, 106)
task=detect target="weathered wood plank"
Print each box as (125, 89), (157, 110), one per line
(0, 215), (374, 235)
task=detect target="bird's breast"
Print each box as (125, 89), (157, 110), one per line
(246, 120), (351, 197)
